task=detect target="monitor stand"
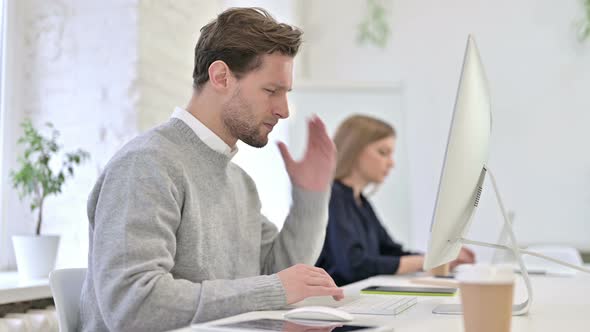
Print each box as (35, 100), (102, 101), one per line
(432, 167), (590, 316)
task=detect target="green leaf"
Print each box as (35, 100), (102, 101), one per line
(8, 119), (90, 232)
(357, 0), (391, 49)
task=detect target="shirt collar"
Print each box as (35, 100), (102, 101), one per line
(171, 107), (238, 159)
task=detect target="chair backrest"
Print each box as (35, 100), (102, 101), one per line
(49, 268), (87, 332)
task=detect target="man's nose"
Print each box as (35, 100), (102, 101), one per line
(273, 95), (289, 119)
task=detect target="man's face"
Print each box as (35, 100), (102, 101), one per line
(221, 53), (293, 147)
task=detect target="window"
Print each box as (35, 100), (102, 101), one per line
(0, 0), (7, 269)
(0, 0), (5, 126)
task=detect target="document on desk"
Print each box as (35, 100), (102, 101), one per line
(409, 276), (460, 288)
(361, 285), (457, 296)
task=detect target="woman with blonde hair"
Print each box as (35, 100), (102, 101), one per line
(316, 115), (474, 285)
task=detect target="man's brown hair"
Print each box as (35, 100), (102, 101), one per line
(193, 7), (303, 90)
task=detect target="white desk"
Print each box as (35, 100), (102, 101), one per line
(171, 272), (590, 332)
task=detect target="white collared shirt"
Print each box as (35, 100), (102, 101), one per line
(171, 107), (238, 158)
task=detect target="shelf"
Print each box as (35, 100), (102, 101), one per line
(0, 272), (52, 305)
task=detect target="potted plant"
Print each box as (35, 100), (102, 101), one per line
(10, 119), (89, 279)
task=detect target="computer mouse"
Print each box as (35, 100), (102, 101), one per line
(283, 306), (354, 322)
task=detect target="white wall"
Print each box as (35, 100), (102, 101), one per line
(0, 0), (220, 270)
(297, 0), (590, 259)
(137, 0), (220, 131)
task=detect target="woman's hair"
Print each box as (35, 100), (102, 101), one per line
(333, 115), (396, 180)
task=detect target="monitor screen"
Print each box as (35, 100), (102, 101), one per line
(423, 35), (492, 270)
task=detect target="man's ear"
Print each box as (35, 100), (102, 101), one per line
(208, 60), (234, 92)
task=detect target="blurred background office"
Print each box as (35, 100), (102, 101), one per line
(0, 0), (589, 273)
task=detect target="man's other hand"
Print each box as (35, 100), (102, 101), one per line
(277, 264), (344, 304)
(277, 116), (336, 192)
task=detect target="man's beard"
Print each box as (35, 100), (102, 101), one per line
(221, 88), (268, 148)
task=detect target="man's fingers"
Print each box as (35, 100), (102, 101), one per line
(307, 118), (321, 146)
(305, 276), (334, 287)
(313, 115), (327, 131)
(277, 141), (294, 166)
(302, 266), (342, 297)
(307, 271), (329, 280)
(302, 115), (336, 165)
(309, 266), (335, 279)
(308, 286), (344, 298)
(308, 116), (330, 142)
(308, 116), (330, 144)
(280, 264), (346, 304)
(308, 267), (340, 289)
(307, 120), (335, 158)
(306, 271), (337, 287)
(308, 266), (330, 274)
(312, 116), (331, 144)
(314, 267), (337, 283)
(332, 293), (345, 301)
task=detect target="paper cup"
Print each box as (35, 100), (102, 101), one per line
(457, 264), (515, 332)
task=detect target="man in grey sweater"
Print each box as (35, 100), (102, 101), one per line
(79, 7), (343, 332)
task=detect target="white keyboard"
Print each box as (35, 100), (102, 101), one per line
(338, 295), (417, 316)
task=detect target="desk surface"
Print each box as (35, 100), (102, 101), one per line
(172, 272), (590, 332)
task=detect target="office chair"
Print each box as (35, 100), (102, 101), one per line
(49, 268), (87, 332)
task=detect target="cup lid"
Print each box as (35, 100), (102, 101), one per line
(456, 264), (515, 285)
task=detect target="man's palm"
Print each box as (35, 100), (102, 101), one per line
(278, 116), (336, 192)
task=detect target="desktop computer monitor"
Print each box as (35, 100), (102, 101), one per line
(423, 35), (492, 271)
(422, 35), (588, 316)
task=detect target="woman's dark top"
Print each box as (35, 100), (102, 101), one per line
(316, 180), (416, 286)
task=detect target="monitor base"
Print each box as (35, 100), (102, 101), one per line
(432, 302), (530, 315)
(455, 167), (533, 316)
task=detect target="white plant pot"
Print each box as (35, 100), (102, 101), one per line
(12, 235), (60, 280)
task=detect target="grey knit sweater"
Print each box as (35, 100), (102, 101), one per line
(79, 119), (330, 332)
